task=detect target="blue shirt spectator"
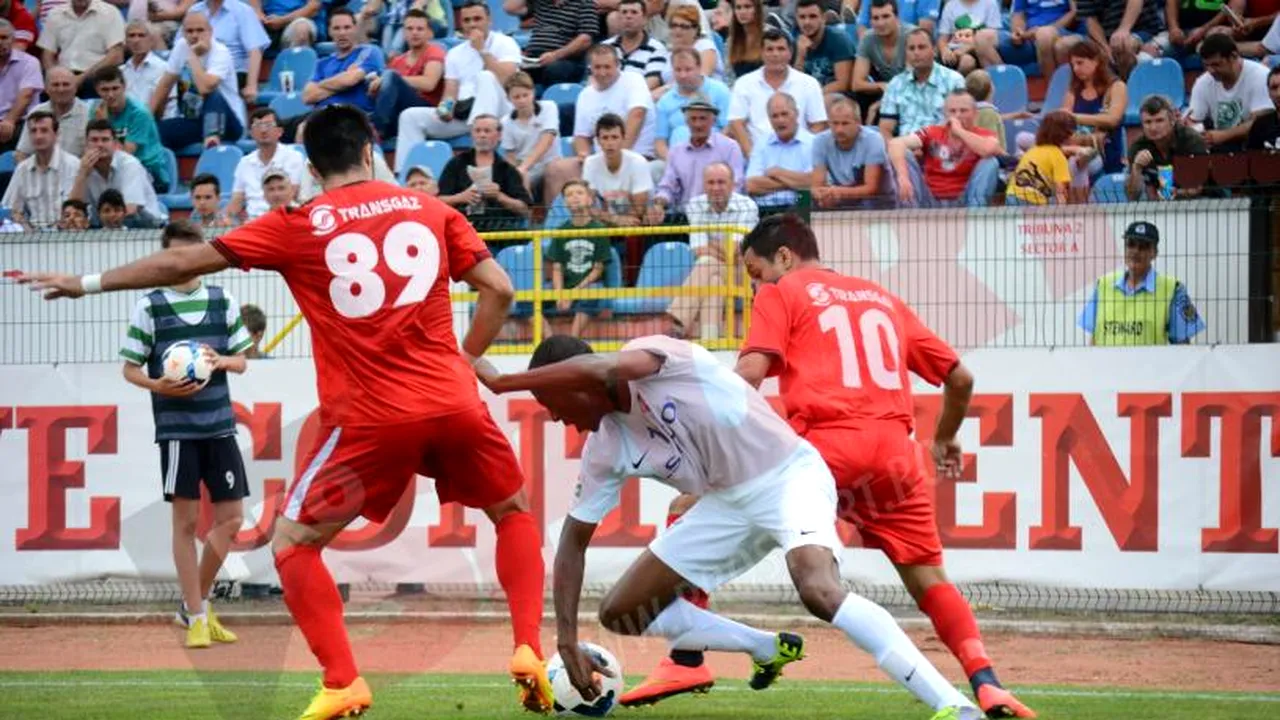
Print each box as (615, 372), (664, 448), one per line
(191, 0), (270, 78)
(1078, 268), (1205, 343)
(746, 130), (814, 207)
(302, 9), (386, 113)
(655, 75), (731, 152)
(859, 0), (941, 35)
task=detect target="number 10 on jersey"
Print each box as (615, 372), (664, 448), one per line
(818, 305), (903, 390)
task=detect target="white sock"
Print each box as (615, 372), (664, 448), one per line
(831, 593), (973, 711)
(644, 598), (778, 663)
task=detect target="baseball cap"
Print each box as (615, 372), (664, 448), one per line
(262, 167), (289, 183)
(1124, 221), (1159, 245)
(407, 164), (435, 180)
(682, 94), (719, 115)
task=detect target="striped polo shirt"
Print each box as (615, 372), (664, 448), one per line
(603, 32), (670, 83)
(1, 147), (80, 228)
(524, 0), (599, 57)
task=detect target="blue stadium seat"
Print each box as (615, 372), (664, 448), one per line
(315, 41), (336, 57)
(612, 241), (695, 315)
(542, 82), (584, 136)
(487, 0), (521, 33)
(269, 92), (312, 122)
(257, 47), (318, 105)
(1040, 63), (1072, 115)
(1266, 55), (1280, 68)
(496, 243), (537, 317)
(558, 135), (574, 159)
(1090, 172), (1128, 203)
(397, 140), (453, 184)
(158, 148), (193, 210)
(0, 150), (14, 174)
(195, 145), (244, 199)
(449, 134), (474, 149)
(989, 65), (1028, 114)
(1003, 117), (1041, 154)
(235, 139), (257, 154)
(1125, 59), (1185, 126)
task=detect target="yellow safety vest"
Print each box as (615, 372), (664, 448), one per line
(1092, 270), (1178, 346)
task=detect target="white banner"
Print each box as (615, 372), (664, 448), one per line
(2, 346), (1277, 592)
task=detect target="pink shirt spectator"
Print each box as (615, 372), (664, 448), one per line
(0, 49), (44, 118)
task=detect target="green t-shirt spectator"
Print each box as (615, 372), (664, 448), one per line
(549, 220), (611, 289)
(92, 96), (169, 188)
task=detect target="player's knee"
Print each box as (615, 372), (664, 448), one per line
(795, 577), (845, 622)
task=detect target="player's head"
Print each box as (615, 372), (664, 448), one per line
(301, 104), (375, 185)
(527, 336), (614, 432)
(96, 189), (126, 229)
(161, 218), (205, 250)
(739, 213), (821, 284)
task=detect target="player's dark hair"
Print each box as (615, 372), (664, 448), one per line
(529, 335), (594, 370)
(161, 219), (204, 248)
(303, 104), (375, 180)
(740, 213), (821, 262)
(97, 189), (125, 211)
(190, 172), (221, 195)
(1198, 32), (1238, 61)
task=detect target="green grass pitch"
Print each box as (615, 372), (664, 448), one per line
(3, 671), (1274, 719)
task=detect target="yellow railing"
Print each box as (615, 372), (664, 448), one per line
(263, 224), (754, 356)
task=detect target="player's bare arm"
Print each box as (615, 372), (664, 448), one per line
(479, 349), (664, 395)
(459, 258), (515, 362)
(18, 243), (230, 300)
(553, 516), (613, 700)
(734, 351), (774, 389)
(932, 362), (974, 478)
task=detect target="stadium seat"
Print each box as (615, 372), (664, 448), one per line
(543, 83), (584, 136)
(0, 150), (14, 174)
(257, 47), (318, 105)
(1090, 172), (1128, 203)
(611, 241), (695, 315)
(397, 140), (452, 184)
(496, 243), (537, 317)
(315, 41), (336, 57)
(558, 135), (575, 159)
(1124, 59), (1184, 126)
(1267, 55), (1280, 68)
(487, 0), (521, 33)
(1003, 117), (1041, 154)
(157, 148), (193, 211)
(989, 65), (1029, 114)
(195, 145), (244, 200)
(269, 92), (312, 122)
(235, 139), (257, 154)
(449, 134), (474, 149)
(1040, 63), (1072, 115)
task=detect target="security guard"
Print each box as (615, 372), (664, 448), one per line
(1078, 221), (1206, 346)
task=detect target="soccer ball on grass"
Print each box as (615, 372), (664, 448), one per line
(547, 642), (624, 717)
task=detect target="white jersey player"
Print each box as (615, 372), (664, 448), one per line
(477, 334), (983, 720)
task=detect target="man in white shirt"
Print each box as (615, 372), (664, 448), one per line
(395, 0), (520, 157)
(36, 0), (125, 96)
(71, 118), (168, 227)
(1187, 34), (1272, 153)
(149, 11), (247, 149)
(728, 28), (828, 157)
(2, 110), (81, 229)
(667, 161), (757, 340)
(14, 67), (89, 163)
(121, 20), (176, 120)
(583, 112), (653, 226)
(225, 106), (305, 220)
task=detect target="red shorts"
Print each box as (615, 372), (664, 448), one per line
(803, 423), (943, 567)
(282, 404), (523, 525)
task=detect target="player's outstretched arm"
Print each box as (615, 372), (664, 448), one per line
(481, 349), (663, 396)
(459, 257), (515, 361)
(19, 244), (231, 300)
(554, 516), (611, 701)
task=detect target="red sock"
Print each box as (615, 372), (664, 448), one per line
(918, 583), (991, 678)
(667, 513), (710, 610)
(495, 511), (545, 658)
(275, 545), (358, 689)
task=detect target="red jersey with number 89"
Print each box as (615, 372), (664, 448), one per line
(212, 181), (491, 427)
(742, 267), (959, 433)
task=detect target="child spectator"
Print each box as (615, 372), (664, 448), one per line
(500, 71), (561, 198)
(938, 0), (1002, 75)
(57, 199), (89, 230)
(965, 69), (1007, 150)
(404, 165), (439, 195)
(240, 303), (270, 359)
(97, 189), (127, 229)
(1007, 109), (1077, 205)
(546, 180), (610, 338)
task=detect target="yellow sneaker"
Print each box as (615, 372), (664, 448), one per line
(206, 605), (238, 644)
(298, 676), (372, 720)
(509, 644), (553, 714)
(185, 616), (211, 649)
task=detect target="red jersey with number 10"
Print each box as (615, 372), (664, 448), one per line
(212, 181), (491, 427)
(742, 267), (959, 433)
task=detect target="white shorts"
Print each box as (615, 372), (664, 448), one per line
(649, 442), (843, 592)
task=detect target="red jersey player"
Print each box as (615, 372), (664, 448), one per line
(624, 214), (1035, 720)
(19, 105), (552, 720)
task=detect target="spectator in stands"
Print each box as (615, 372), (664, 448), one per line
(810, 95), (888, 208)
(0, 0), (38, 51)
(251, 0), (320, 46)
(1187, 34), (1271, 153)
(888, 88), (1001, 206)
(500, 71), (561, 196)
(547, 179), (610, 338)
(1155, 0), (1239, 61)
(1246, 64), (1280, 149)
(648, 0), (715, 45)
(648, 95), (745, 220)
(96, 187), (125, 228)
(294, 115), (399, 202)
(604, 0), (670, 91)
(1079, 220), (1204, 345)
(37, 0), (126, 97)
(878, 27), (964, 141)
(0, 20), (42, 153)
(301, 9), (385, 113)
(793, 0), (853, 93)
(14, 67), (88, 163)
(655, 48), (731, 158)
(261, 167), (295, 209)
(937, 0), (1001, 74)
(189, 172), (232, 227)
(1126, 94), (1207, 199)
(729, 28), (827, 156)
(72, 118), (168, 227)
(57, 197), (90, 229)
(91, 66), (170, 190)
(503, 0), (598, 86)
(745, 92), (815, 210)
(966, 70), (1006, 148)
(2, 110), (79, 229)
(668, 161), (756, 339)
(727, 0), (765, 78)
(280, 16), (316, 48)
(151, 12), (247, 150)
(186, 0), (270, 103)
(370, 9), (446, 139)
(438, 113), (532, 231)
(1070, 0), (1162, 79)
(854, 0), (938, 39)
(404, 164), (439, 194)
(225, 107), (304, 221)
(375, 0), (452, 51)
(1007, 109), (1078, 204)
(1001, 0), (1078, 79)
(122, 20), (177, 120)
(394, 0), (520, 152)
(851, 0), (909, 122)
(240, 303), (269, 358)
(658, 4), (723, 89)
(583, 112), (653, 225)
(1062, 39), (1126, 175)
